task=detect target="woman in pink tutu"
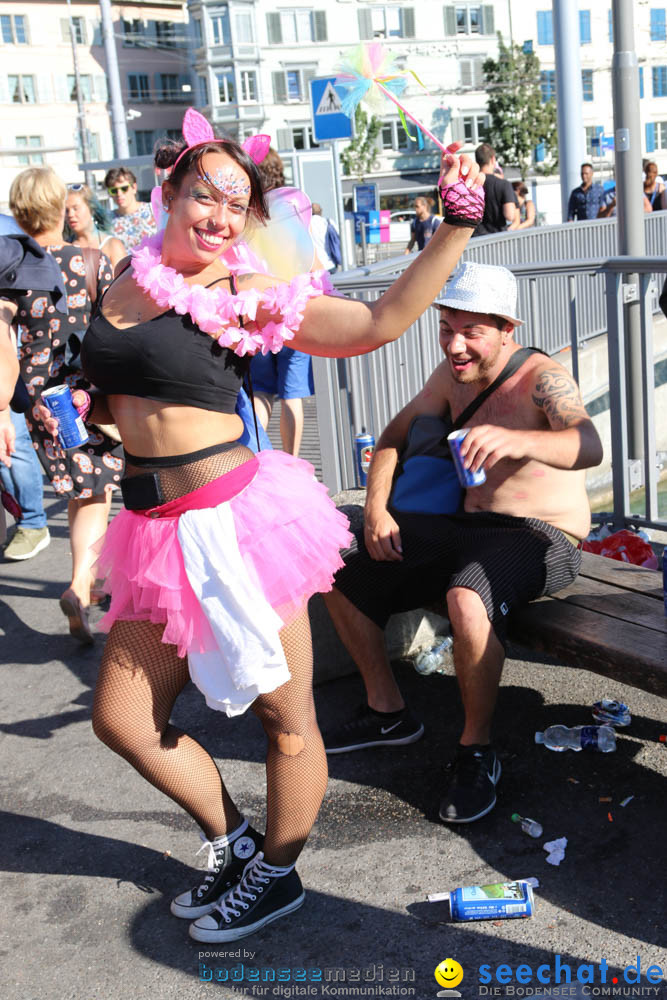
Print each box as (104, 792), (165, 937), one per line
(42, 109), (484, 943)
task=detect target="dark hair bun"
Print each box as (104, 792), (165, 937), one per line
(154, 137), (187, 170)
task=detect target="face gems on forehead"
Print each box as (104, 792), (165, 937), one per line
(202, 167), (250, 200)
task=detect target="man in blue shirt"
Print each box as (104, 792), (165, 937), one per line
(405, 197), (441, 253)
(567, 163), (605, 221)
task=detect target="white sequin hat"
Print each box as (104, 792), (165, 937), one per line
(433, 261), (524, 326)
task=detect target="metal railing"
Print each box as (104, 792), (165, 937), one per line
(314, 217), (667, 530)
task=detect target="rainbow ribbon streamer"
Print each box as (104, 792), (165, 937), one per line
(335, 43), (448, 153)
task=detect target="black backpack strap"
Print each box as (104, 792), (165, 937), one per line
(452, 347), (542, 431)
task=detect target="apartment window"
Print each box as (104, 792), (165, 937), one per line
(267, 10), (327, 44)
(579, 10), (591, 44)
(9, 75), (36, 103)
(357, 6), (414, 40)
(155, 21), (176, 47)
(381, 124), (394, 149)
(444, 5), (493, 35)
(653, 65), (667, 96)
(272, 67), (315, 103)
(460, 56), (485, 90)
(536, 11), (553, 45)
(193, 19), (203, 46)
(198, 75), (209, 105)
(540, 70), (556, 103)
(2, 14), (28, 44)
(240, 70), (257, 102)
(457, 6), (480, 33)
(210, 10), (231, 45)
(582, 69), (594, 102)
(61, 15), (86, 44)
(290, 126), (317, 150)
(650, 9), (667, 41)
(16, 135), (43, 165)
(128, 73), (150, 102)
(134, 130), (154, 156)
(123, 19), (146, 46)
(462, 113), (489, 144)
(658, 121), (667, 148)
(234, 12), (254, 42)
(67, 74), (93, 102)
(159, 74), (180, 101)
(216, 71), (236, 104)
(88, 133), (100, 159)
(585, 125), (603, 157)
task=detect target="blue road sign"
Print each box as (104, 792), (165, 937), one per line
(310, 77), (354, 143)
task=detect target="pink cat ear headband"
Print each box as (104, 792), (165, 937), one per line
(171, 108), (271, 171)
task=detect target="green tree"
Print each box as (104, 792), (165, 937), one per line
(483, 35), (558, 179)
(340, 107), (382, 177)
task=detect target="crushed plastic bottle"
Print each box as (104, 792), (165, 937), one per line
(511, 813), (543, 838)
(534, 724), (616, 753)
(592, 699), (631, 727)
(414, 635), (453, 676)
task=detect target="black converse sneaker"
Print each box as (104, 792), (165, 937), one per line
(439, 745), (502, 823)
(323, 705), (424, 754)
(189, 853), (305, 943)
(171, 820), (263, 919)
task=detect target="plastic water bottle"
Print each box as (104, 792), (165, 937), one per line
(534, 724), (616, 753)
(511, 813), (543, 838)
(414, 635), (454, 675)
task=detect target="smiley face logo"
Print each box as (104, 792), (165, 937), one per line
(435, 958), (464, 991)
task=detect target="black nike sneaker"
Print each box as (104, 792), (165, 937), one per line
(323, 705), (424, 754)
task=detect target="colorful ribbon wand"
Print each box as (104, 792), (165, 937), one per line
(335, 42), (449, 153)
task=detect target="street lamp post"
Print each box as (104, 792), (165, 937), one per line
(66, 0), (93, 186)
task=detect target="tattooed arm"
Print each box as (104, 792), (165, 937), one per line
(459, 361), (603, 473)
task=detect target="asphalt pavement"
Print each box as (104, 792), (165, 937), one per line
(1, 490), (666, 1000)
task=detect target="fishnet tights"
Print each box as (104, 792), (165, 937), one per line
(93, 447), (327, 867)
(123, 443), (255, 501)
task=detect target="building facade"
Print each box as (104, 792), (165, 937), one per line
(0, 0), (191, 206)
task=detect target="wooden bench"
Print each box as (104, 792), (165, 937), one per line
(508, 551), (667, 698)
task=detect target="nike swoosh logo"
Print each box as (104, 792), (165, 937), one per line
(380, 722), (402, 734)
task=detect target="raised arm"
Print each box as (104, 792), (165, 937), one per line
(460, 362), (603, 474)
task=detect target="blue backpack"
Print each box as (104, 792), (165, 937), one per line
(324, 220), (342, 267)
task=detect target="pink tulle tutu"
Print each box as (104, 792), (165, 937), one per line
(95, 450), (352, 658)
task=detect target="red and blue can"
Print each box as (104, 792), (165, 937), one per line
(355, 432), (375, 487)
(447, 428), (486, 487)
(41, 384), (89, 450)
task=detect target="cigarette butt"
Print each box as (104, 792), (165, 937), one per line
(567, 777), (580, 784)
(599, 796), (612, 802)
(163, 850), (172, 858)
(607, 812), (613, 823)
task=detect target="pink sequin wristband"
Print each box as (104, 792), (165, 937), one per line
(73, 390), (92, 422)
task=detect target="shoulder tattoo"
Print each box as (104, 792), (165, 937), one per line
(531, 367), (588, 428)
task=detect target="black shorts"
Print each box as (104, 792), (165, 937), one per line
(333, 509), (582, 643)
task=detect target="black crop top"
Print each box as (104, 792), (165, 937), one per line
(80, 277), (249, 414)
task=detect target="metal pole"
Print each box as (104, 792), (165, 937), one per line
(611, 0), (645, 461)
(553, 0), (585, 222)
(330, 139), (350, 270)
(66, 0), (93, 186)
(99, 0), (130, 159)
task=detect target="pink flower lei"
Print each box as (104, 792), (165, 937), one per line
(130, 231), (337, 357)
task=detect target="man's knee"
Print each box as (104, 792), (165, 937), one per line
(446, 586), (490, 636)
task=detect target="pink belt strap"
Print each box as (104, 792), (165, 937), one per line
(139, 457), (259, 519)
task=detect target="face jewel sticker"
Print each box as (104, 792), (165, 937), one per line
(203, 167), (250, 200)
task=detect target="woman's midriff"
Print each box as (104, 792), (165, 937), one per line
(108, 395), (244, 464)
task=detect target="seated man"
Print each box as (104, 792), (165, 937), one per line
(323, 262), (603, 824)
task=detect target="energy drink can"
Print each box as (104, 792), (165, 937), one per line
(41, 384), (89, 450)
(448, 880), (535, 921)
(355, 432), (375, 487)
(447, 428), (486, 487)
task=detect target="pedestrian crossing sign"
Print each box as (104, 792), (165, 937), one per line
(310, 77), (354, 143)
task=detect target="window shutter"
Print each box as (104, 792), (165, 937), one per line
(460, 61), (472, 89)
(267, 13), (282, 44)
(443, 6), (457, 36)
(276, 127), (292, 150)
(302, 67), (315, 99)
(646, 122), (656, 154)
(92, 19), (102, 46)
(473, 58), (485, 89)
(639, 66), (644, 99)
(579, 10), (591, 44)
(482, 6), (495, 35)
(60, 18), (70, 42)
(608, 10), (613, 42)
(36, 74), (52, 103)
(55, 75), (70, 102)
(450, 117), (464, 142)
(94, 75), (108, 102)
(273, 71), (287, 104)
(313, 10), (327, 41)
(402, 8), (415, 38)
(358, 9), (373, 40)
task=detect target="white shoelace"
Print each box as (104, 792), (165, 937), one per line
(214, 853), (293, 922)
(193, 820), (250, 894)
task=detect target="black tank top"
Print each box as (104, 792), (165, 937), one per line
(80, 275), (249, 414)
